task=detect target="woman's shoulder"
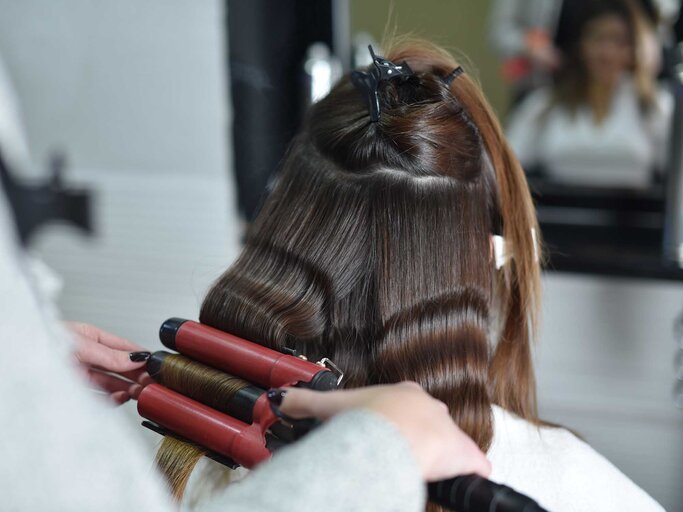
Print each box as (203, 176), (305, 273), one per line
(505, 87), (556, 162)
(619, 75), (673, 114)
(488, 406), (665, 512)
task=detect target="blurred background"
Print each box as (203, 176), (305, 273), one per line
(0, 0), (681, 509)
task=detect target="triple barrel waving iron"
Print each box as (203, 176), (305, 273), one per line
(138, 317), (548, 512)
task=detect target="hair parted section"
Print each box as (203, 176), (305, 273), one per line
(159, 37), (543, 507)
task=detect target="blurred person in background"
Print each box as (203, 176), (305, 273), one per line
(489, 0), (565, 100)
(506, 0), (674, 188)
(490, 0), (679, 101)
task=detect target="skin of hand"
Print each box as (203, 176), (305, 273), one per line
(278, 381), (492, 482)
(525, 29), (562, 71)
(66, 322), (153, 404)
(527, 43), (562, 71)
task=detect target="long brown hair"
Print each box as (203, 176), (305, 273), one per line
(202, 35), (542, 447)
(162, 37), (542, 504)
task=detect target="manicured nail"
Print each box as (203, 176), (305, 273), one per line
(267, 389), (295, 423)
(129, 351), (151, 362)
(267, 388), (287, 406)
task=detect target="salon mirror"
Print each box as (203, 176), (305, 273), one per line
(351, 0), (683, 280)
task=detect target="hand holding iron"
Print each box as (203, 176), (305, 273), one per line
(67, 322), (152, 404)
(277, 381), (492, 482)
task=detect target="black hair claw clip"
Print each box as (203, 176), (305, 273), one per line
(442, 66), (464, 86)
(351, 45), (414, 122)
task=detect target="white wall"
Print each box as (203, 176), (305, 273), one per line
(0, 0), (240, 455)
(537, 273), (683, 510)
(0, 0), (239, 346)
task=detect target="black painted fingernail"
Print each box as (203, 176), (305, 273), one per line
(129, 351), (151, 362)
(267, 391), (295, 423)
(267, 388), (287, 406)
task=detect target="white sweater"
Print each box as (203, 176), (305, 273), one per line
(507, 77), (673, 188)
(488, 405), (665, 511)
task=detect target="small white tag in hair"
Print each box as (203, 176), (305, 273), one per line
(531, 228), (539, 263)
(493, 235), (509, 270)
(493, 229), (539, 270)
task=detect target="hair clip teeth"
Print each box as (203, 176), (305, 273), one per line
(352, 45), (415, 123)
(443, 66), (465, 86)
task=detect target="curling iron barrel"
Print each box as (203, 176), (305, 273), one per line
(159, 318), (339, 390)
(146, 351), (265, 424)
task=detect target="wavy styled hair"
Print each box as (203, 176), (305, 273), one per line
(164, 38), (542, 505)
(202, 37), (542, 444)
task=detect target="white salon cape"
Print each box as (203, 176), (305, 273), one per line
(487, 405), (665, 511)
(507, 77), (673, 188)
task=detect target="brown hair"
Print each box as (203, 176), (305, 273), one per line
(152, 354), (247, 497)
(162, 37), (542, 506)
(156, 436), (207, 501)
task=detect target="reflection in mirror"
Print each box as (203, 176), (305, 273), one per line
(353, 1), (681, 277)
(504, 0), (673, 191)
(486, 0), (683, 280)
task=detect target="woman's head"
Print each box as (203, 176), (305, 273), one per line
(200, 38), (542, 455)
(554, 0), (655, 112)
(580, 6), (635, 87)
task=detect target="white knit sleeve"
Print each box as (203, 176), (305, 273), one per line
(200, 410), (426, 512)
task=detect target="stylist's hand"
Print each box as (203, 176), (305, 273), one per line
(276, 381), (491, 482)
(66, 322), (153, 404)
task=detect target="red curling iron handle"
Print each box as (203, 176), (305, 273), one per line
(159, 318), (340, 390)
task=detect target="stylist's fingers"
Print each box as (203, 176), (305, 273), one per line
(441, 424), (492, 479)
(67, 321), (146, 352)
(277, 387), (368, 420)
(278, 383), (419, 419)
(463, 442), (492, 478)
(279, 383), (492, 482)
(110, 391), (132, 405)
(118, 367), (154, 388)
(74, 337), (148, 374)
(85, 368), (143, 399)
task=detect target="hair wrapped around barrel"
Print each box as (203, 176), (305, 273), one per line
(137, 317), (341, 472)
(137, 318), (548, 512)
